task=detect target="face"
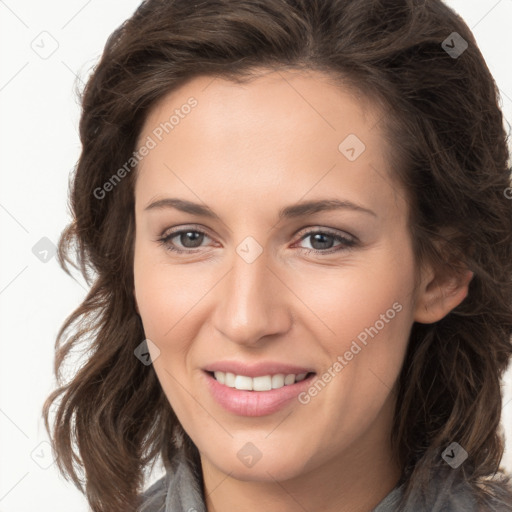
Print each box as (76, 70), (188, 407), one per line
(133, 69), (422, 482)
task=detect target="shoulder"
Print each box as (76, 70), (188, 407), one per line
(138, 474), (169, 512)
(473, 473), (512, 512)
(376, 469), (512, 512)
(443, 471), (512, 512)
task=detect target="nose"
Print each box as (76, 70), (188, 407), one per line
(212, 247), (293, 348)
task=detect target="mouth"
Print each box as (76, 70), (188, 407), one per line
(203, 369), (317, 417)
(206, 370), (316, 391)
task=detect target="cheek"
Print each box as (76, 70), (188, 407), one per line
(293, 259), (413, 345)
(133, 243), (219, 364)
(134, 242), (186, 332)
(293, 248), (416, 403)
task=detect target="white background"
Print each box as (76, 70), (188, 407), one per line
(1, 1), (511, 510)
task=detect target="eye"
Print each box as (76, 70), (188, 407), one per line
(295, 229), (357, 254)
(156, 225), (358, 256)
(157, 226), (213, 254)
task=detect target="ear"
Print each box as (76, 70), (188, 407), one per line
(413, 264), (474, 324)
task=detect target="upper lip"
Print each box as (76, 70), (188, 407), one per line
(203, 361), (315, 378)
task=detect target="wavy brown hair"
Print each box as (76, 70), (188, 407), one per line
(43, 0), (512, 510)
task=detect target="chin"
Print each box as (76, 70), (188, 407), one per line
(202, 445), (312, 482)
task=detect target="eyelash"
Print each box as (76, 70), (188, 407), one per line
(156, 224), (358, 256)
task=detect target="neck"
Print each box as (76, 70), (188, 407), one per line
(200, 397), (402, 512)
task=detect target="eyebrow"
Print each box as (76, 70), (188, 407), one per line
(144, 197), (376, 219)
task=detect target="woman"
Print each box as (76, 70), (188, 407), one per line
(44, 0), (512, 511)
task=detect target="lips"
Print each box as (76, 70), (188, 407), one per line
(202, 361), (317, 416)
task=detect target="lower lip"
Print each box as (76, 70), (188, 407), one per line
(203, 371), (315, 417)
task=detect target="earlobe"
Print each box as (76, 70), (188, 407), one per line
(413, 267), (474, 324)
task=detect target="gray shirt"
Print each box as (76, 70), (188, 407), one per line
(138, 448), (502, 511)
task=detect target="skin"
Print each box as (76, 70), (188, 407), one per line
(132, 68), (472, 512)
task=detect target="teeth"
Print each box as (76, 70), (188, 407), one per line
(253, 375), (272, 391)
(234, 375), (253, 390)
(271, 374), (284, 388)
(225, 372), (236, 387)
(212, 371), (310, 391)
(215, 371), (226, 385)
(284, 374), (295, 385)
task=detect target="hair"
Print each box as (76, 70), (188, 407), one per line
(43, 0), (512, 510)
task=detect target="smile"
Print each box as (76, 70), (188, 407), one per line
(203, 370), (316, 417)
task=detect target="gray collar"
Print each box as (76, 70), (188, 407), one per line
(139, 448), (484, 512)
(139, 448), (206, 512)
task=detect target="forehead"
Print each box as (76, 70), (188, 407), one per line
(139, 68), (381, 146)
(134, 69), (403, 221)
